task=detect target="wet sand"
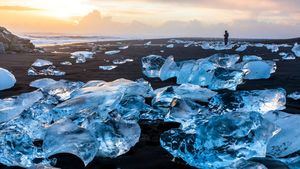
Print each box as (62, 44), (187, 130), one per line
(0, 38), (299, 169)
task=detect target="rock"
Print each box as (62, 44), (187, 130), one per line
(0, 26), (35, 53)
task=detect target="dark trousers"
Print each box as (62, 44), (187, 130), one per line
(224, 38), (228, 45)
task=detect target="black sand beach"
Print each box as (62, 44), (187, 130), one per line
(0, 38), (300, 169)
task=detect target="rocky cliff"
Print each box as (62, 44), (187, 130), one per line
(0, 27), (35, 53)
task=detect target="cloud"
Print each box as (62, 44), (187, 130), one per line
(0, 6), (40, 11)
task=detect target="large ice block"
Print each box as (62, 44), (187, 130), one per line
(141, 55), (165, 78)
(161, 111), (277, 169)
(0, 68), (16, 90)
(209, 88), (286, 114)
(242, 60), (276, 80)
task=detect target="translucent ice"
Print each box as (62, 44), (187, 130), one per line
(159, 56), (179, 81)
(60, 61), (72, 65)
(174, 84), (217, 102)
(287, 91), (300, 100)
(112, 59), (133, 65)
(105, 50), (120, 55)
(43, 120), (99, 166)
(0, 90), (43, 123)
(71, 51), (94, 63)
(242, 55), (262, 62)
(141, 55), (165, 78)
(242, 60), (276, 80)
(161, 111), (277, 169)
(119, 45), (129, 50)
(280, 53), (296, 60)
(209, 88), (286, 114)
(236, 44), (248, 52)
(166, 44), (174, 48)
(0, 68), (16, 90)
(292, 43), (300, 57)
(208, 53), (240, 68)
(99, 65), (117, 70)
(32, 59), (53, 67)
(265, 111), (300, 157)
(265, 44), (279, 53)
(27, 66), (66, 76)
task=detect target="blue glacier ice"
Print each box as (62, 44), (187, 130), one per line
(287, 91), (300, 100)
(242, 60), (276, 80)
(105, 50), (120, 55)
(112, 58), (133, 65)
(43, 120), (99, 166)
(166, 44), (174, 48)
(159, 56), (179, 81)
(99, 65), (118, 70)
(242, 55), (262, 62)
(235, 44), (248, 52)
(160, 111), (277, 169)
(0, 67), (16, 91)
(32, 59), (53, 67)
(292, 43), (300, 57)
(208, 53), (240, 68)
(209, 88), (286, 114)
(28, 66), (66, 76)
(71, 51), (94, 63)
(264, 111), (300, 158)
(142, 55), (165, 78)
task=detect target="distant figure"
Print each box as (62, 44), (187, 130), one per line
(224, 30), (229, 45)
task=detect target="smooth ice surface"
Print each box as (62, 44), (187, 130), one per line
(236, 44), (248, 52)
(0, 90), (43, 123)
(209, 88), (286, 114)
(208, 53), (240, 68)
(0, 68), (16, 90)
(292, 43), (300, 57)
(43, 120), (99, 166)
(112, 59), (133, 65)
(161, 111), (277, 169)
(243, 55), (262, 62)
(265, 111), (300, 157)
(99, 65), (117, 70)
(242, 60), (276, 80)
(166, 44), (174, 48)
(159, 56), (179, 81)
(142, 55), (165, 78)
(32, 59), (53, 67)
(287, 91), (300, 100)
(105, 50), (120, 55)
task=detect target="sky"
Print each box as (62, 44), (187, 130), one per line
(0, 0), (299, 38)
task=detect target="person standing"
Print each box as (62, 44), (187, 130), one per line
(224, 30), (229, 45)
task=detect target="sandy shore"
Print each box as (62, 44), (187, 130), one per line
(0, 38), (299, 169)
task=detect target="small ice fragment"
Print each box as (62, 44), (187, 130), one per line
(292, 43), (300, 57)
(105, 50), (120, 55)
(43, 120), (99, 166)
(141, 55), (165, 78)
(71, 51), (94, 59)
(265, 44), (279, 53)
(112, 59), (133, 65)
(99, 65), (117, 70)
(0, 68), (16, 90)
(287, 91), (300, 100)
(144, 41), (151, 46)
(32, 59), (53, 67)
(282, 53), (296, 60)
(27, 66), (65, 76)
(60, 61), (72, 65)
(166, 44), (174, 48)
(265, 111), (300, 157)
(119, 45), (129, 50)
(236, 44), (248, 52)
(243, 55), (262, 62)
(209, 88), (286, 114)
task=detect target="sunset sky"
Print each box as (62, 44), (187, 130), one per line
(0, 0), (299, 38)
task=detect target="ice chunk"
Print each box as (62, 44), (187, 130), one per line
(265, 44), (279, 53)
(242, 60), (276, 80)
(112, 58), (133, 65)
(30, 78), (84, 101)
(159, 56), (179, 81)
(105, 50), (120, 55)
(287, 91), (300, 100)
(292, 43), (300, 57)
(209, 88), (286, 114)
(236, 44), (248, 52)
(60, 61), (72, 65)
(208, 67), (245, 91)
(119, 45), (129, 50)
(141, 55), (165, 78)
(99, 65), (117, 70)
(265, 111), (300, 157)
(208, 53), (240, 68)
(229, 160), (267, 169)
(87, 119), (141, 158)
(174, 84), (217, 102)
(0, 90), (43, 123)
(161, 111), (277, 169)
(243, 55), (262, 62)
(27, 66), (66, 76)
(187, 59), (216, 86)
(144, 41), (151, 46)
(71, 51), (94, 63)
(166, 44), (174, 48)
(0, 68), (16, 90)
(32, 59), (53, 67)
(43, 120), (98, 166)
(280, 53), (296, 60)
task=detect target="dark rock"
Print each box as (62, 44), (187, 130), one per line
(0, 26), (35, 53)
(0, 42), (5, 54)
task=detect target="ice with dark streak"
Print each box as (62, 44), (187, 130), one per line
(209, 88), (286, 114)
(160, 111), (277, 169)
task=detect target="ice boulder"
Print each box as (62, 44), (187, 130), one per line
(242, 60), (276, 80)
(209, 88), (286, 114)
(0, 68), (16, 90)
(32, 59), (53, 67)
(71, 51), (94, 63)
(161, 111), (277, 169)
(142, 55), (165, 78)
(292, 43), (300, 57)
